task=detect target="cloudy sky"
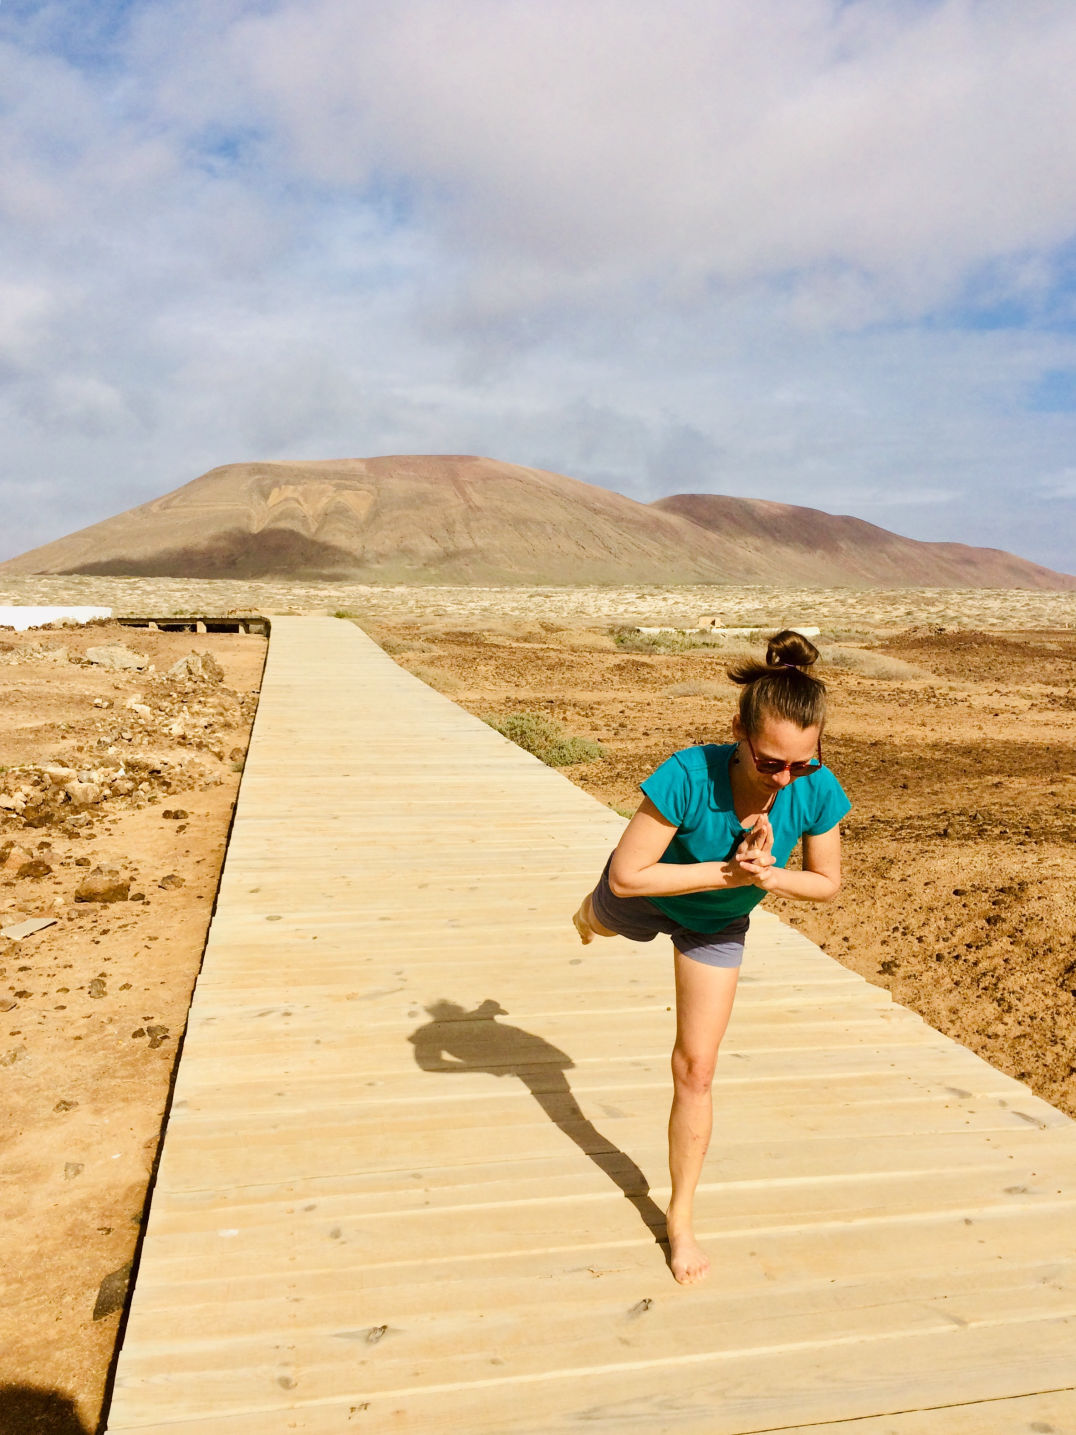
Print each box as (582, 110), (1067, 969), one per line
(2, 0), (1075, 571)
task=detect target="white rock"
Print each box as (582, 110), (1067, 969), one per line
(86, 644), (148, 671)
(65, 780), (105, 806)
(167, 652), (224, 683)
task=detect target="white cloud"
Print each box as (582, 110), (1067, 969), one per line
(0, 0), (1075, 575)
(189, 0), (1076, 311)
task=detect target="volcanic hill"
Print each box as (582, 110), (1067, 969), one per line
(2, 454), (1072, 588)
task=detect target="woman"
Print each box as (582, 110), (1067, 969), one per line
(573, 630), (850, 1285)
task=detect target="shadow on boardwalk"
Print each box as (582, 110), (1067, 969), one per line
(409, 999), (669, 1256)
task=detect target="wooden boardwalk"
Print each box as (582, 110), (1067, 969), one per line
(106, 617), (1076, 1434)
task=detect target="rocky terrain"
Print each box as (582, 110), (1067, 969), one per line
(0, 620), (265, 1434)
(3, 573), (1076, 633)
(2, 455), (1072, 588)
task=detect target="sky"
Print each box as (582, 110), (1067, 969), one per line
(2, 0), (1076, 573)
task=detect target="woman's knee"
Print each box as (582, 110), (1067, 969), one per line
(671, 1043), (718, 1095)
(583, 893), (617, 938)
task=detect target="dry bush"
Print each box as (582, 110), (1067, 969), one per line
(557, 629), (618, 652)
(377, 636), (436, 655)
(410, 666), (462, 694)
(819, 645), (933, 680)
(664, 680), (728, 698)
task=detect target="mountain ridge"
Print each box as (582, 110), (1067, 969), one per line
(3, 454), (1072, 589)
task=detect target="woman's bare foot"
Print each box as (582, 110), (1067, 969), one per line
(667, 1222), (710, 1285)
(572, 901), (594, 944)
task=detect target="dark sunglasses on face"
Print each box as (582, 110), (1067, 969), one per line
(745, 733), (823, 777)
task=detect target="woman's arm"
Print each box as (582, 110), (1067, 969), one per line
(739, 824), (842, 902)
(608, 797), (770, 898)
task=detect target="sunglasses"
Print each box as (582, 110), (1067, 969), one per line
(745, 733), (823, 777)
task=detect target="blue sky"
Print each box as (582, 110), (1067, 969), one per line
(2, 0), (1076, 573)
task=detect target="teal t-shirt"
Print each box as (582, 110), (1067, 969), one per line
(639, 743), (851, 931)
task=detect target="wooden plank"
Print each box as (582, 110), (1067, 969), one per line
(105, 618), (1076, 1435)
(107, 1316), (1076, 1432)
(778, 1389), (1076, 1433)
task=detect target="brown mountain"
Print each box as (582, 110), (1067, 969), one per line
(651, 493), (1076, 589)
(2, 454), (1072, 589)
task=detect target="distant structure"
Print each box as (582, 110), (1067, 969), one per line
(0, 606), (112, 631)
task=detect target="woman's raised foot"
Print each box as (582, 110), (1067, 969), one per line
(572, 901), (595, 944)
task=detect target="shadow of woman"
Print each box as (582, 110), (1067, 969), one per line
(408, 999), (668, 1256)
(0, 1384), (91, 1435)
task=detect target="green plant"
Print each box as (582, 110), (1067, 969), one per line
(611, 627), (723, 653)
(609, 626), (767, 655)
(482, 711), (606, 766)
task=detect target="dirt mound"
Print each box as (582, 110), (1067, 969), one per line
(3, 455), (1073, 589)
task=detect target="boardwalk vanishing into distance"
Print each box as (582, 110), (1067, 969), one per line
(106, 617), (1076, 1434)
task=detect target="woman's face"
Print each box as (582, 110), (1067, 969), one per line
(732, 713), (822, 795)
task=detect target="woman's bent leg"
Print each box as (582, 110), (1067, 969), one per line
(572, 892), (617, 943)
(667, 951), (740, 1285)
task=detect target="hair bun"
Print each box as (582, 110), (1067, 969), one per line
(765, 629), (820, 671)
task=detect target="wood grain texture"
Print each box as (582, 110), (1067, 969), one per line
(105, 617), (1076, 1433)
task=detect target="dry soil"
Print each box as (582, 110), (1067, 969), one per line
(0, 620), (265, 1434)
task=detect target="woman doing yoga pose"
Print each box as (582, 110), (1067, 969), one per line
(573, 629), (850, 1285)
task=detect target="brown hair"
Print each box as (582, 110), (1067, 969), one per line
(727, 629), (827, 735)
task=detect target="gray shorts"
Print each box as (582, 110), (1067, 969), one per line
(590, 856), (749, 968)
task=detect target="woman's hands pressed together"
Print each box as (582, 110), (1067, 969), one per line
(726, 812), (778, 888)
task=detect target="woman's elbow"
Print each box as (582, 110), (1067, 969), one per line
(608, 866), (641, 899)
(818, 876), (841, 901)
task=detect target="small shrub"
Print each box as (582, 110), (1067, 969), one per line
(483, 711), (606, 766)
(611, 628), (727, 653)
(378, 636), (435, 655)
(664, 680), (728, 698)
(411, 666), (462, 694)
(819, 646), (933, 681)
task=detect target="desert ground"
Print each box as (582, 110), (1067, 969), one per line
(0, 615), (265, 1435)
(1, 577), (1074, 1433)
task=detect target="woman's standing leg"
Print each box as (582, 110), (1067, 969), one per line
(666, 952), (740, 1284)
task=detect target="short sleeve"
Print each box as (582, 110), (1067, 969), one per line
(640, 752), (692, 827)
(805, 770), (851, 835)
